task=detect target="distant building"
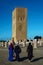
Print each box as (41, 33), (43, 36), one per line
(12, 8), (27, 42)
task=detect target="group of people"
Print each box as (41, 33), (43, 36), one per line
(8, 39), (33, 62)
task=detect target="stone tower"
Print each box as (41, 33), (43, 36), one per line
(12, 8), (27, 42)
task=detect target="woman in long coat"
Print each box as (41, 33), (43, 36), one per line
(8, 41), (14, 61)
(27, 43), (33, 62)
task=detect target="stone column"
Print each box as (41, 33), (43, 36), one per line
(20, 41), (25, 47)
(38, 39), (42, 46)
(23, 39), (26, 47)
(26, 41), (29, 46)
(0, 42), (2, 47)
(33, 39), (37, 48)
(23, 41), (25, 47)
(19, 41), (21, 44)
(40, 40), (42, 46)
(2, 42), (4, 47)
(37, 40), (40, 47)
(41, 41), (43, 46)
(5, 42), (7, 48)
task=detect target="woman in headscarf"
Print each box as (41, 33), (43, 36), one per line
(8, 40), (14, 61)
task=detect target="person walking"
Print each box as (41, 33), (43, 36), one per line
(27, 42), (33, 62)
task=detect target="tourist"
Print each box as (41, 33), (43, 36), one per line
(8, 40), (14, 61)
(27, 42), (33, 62)
(14, 41), (21, 61)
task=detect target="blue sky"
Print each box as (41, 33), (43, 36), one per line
(0, 0), (43, 40)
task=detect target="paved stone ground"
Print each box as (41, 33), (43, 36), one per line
(0, 46), (43, 65)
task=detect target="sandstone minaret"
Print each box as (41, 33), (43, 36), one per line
(12, 8), (27, 42)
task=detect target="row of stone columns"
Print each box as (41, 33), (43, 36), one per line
(0, 42), (8, 48)
(33, 39), (43, 48)
(0, 39), (43, 48)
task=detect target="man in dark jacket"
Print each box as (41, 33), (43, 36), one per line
(27, 42), (33, 62)
(14, 41), (21, 61)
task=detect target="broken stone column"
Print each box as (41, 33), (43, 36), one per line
(5, 42), (7, 47)
(26, 41), (29, 46)
(40, 40), (42, 46)
(2, 42), (4, 47)
(20, 41), (25, 47)
(33, 39), (37, 48)
(23, 41), (25, 47)
(41, 40), (43, 46)
(0, 42), (2, 47)
(19, 40), (21, 44)
(23, 39), (26, 47)
(38, 39), (42, 46)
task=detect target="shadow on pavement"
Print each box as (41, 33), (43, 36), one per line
(12, 56), (28, 62)
(31, 57), (43, 62)
(8, 56), (43, 62)
(18, 56), (28, 62)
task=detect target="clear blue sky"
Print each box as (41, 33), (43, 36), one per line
(0, 0), (43, 40)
